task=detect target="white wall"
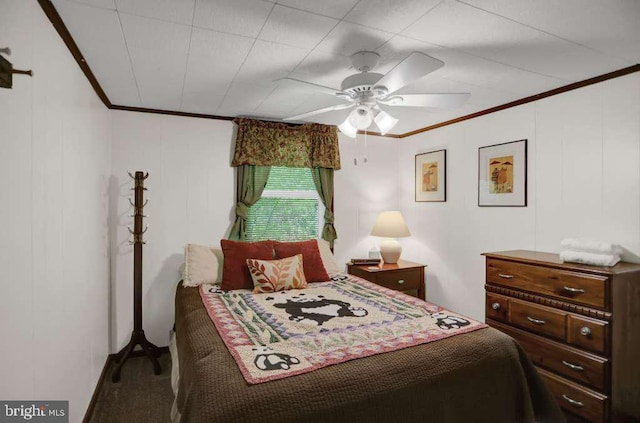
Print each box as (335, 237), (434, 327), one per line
(397, 73), (640, 321)
(0, 1), (111, 421)
(109, 114), (399, 351)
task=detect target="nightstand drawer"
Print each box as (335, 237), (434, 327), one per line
(487, 258), (608, 309)
(538, 368), (608, 423)
(489, 320), (608, 391)
(375, 269), (420, 291)
(509, 299), (566, 340)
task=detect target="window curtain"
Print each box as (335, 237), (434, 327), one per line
(230, 118), (340, 241)
(232, 118), (341, 169)
(228, 165), (271, 241)
(312, 167), (337, 248)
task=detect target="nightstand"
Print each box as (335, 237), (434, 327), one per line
(347, 260), (426, 300)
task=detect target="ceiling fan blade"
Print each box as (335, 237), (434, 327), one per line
(275, 77), (343, 97)
(375, 52), (444, 95)
(283, 103), (354, 121)
(381, 93), (470, 108)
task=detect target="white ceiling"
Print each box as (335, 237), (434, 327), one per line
(51, 0), (639, 135)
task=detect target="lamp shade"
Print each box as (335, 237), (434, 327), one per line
(371, 211), (411, 238)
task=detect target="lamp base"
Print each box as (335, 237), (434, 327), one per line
(380, 239), (402, 264)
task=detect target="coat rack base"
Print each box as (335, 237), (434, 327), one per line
(111, 329), (162, 383)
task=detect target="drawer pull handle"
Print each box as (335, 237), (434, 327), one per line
(527, 316), (546, 325)
(397, 279), (405, 284)
(491, 302), (501, 310)
(562, 394), (584, 408)
(580, 327), (591, 336)
(498, 273), (514, 279)
(563, 286), (585, 294)
(562, 360), (584, 371)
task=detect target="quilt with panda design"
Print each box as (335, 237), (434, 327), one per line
(199, 274), (487, 384)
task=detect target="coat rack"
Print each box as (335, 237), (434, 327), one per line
(112, 171), (162, 383)
(1, 47), (33, 89)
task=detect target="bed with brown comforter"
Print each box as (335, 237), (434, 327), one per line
(174, 281), (563, 423)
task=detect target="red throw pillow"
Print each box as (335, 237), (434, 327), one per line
(220, 240), (274, 290)
(274, 239), (330, 282)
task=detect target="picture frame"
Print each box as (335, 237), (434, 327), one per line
(415, 149), (446, 202)
(478, 139), (527, 207)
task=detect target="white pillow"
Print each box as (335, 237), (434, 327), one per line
(317, 239), (340, 274)
(183, 244), (223, 287)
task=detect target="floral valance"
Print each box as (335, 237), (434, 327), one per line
(231, 118), (341, 169)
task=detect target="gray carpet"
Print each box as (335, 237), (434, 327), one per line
(90, 353), (173, 423)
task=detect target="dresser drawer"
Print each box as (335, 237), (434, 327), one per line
(486, 293), (509, 322)
(375, 269), (420, 291)
(509, 299), (566, 340)
(487, 258), (608, 309)
(488, 320), (608, 391)
(538, 367), (608, 423)
(567, 315), (608, 355)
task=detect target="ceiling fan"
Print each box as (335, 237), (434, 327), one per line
(278, 51), (470, 137)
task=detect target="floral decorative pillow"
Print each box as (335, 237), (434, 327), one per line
(247, 254), (308, 293)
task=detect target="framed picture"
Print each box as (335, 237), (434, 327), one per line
(415, 149), (446, 202)
(478, 139), (527, 207)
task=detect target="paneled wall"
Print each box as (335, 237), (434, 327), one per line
(0, 1), (111, 420)
(109, 112), (398, 350)
(397, 73), (640, 321)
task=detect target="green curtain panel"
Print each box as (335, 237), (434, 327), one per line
(232, 118), (341, 169)
(312, 167), (337, 248)
(228, 165), (271, 241)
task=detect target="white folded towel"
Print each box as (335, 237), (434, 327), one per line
(560, 238), (623, 256)
(560, 250), (620, 267)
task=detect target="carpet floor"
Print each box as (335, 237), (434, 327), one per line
(90, 353), (173, 423)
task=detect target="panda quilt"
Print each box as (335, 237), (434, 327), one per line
(199, 274), (487, 384)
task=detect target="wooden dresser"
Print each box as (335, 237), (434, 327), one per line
(347, 260), (426, 300)
(483, 250), (640, 423)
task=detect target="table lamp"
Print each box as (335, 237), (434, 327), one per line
(371, 211), (411, 264)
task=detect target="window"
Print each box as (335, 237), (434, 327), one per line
(246, 166), (324, 242)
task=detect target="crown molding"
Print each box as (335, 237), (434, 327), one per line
(39, 0), (639, 139)
(39, 0), (112, 108)
(400, 64), (640, 138)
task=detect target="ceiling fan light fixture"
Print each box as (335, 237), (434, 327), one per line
(374, 110), (399, 135)
(348, 106), (372, 130)
(338, 118), (358, 138)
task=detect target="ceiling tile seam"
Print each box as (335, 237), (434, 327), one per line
(215, 1), (278, 115)
(178, 2), (199, 111)
(358, 0), (445, 44)
(115, 8), (143, 105)
(398, 32), (572, 83)
(65, 0), (115, 11)
(376, 0), (444, 54)
(439, 74), (547, 97)
(115, 9), (193, 28)
(252, 1), (363, 114)
(272, 1), (354, 21)
(288, 0), (363, 76)
(455, 0), (636, 65)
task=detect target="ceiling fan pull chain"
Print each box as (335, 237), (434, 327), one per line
(364, 130), (368, 164)
(353, 134), (358, 166)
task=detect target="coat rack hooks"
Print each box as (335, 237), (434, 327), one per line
(113, 171), (161, 383)
(1, 51), (33, 89)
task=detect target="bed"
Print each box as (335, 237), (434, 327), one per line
(170, 272), (563, 423)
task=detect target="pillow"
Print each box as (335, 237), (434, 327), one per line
(183, 244), (224, 287)
(247, 254), (308, 293)
(220, 239), (274, 291)
(317, 238), (340, 274)
(274, 239), (330, 282)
